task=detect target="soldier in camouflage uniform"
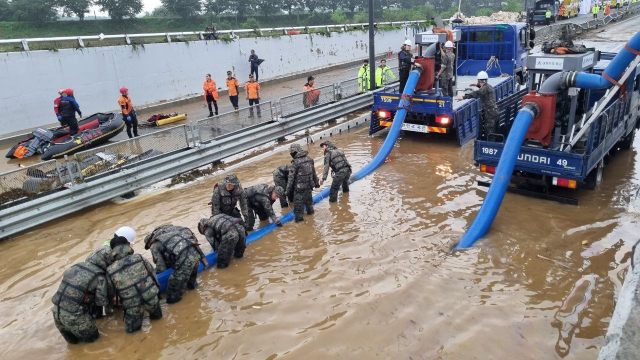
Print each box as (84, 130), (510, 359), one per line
(245, 184), (285, 230)
(272, 164), (294, 208)
(437, 41), (456, 97)
(198, 215), (246, 269)
(210, 173), (250, 231)
(107, 238), (162, 333)
(463, 71), (499, 137)
(143, 225), (209, 304)
(287, 143), (320, 222)
(319, 140), (352, 202)
(51, 241), (115, 343)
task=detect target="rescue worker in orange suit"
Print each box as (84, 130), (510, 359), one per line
(203, 73), (219, 117)
(244, 74), (261, 118)
(226, 71), (240, 111)
(58, 88), (82, 136)
(303, 76), (320, 109)
(118, 87), (138, 138)
(54, 88), (65, 123)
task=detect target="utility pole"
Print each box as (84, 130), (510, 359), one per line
(368, 0), (376, 91)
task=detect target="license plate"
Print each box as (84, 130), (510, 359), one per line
(401, 123), (429, 133)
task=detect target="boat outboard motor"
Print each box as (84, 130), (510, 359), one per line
(23, 128), (54, 158)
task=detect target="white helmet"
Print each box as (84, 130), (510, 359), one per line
(403, 39), (412, 46)
(477, 71), (489, 81)
(445, 41), (455, 48)
(115, 226), (136, 243)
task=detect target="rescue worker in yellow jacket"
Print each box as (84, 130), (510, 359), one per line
(118, 87), (138, 138)
(375, 59), (396, 87)
(358, 60), (372, 92)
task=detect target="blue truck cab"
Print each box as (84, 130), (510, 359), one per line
(533, 0), (560, 24)
(474, 51), (640, 203)
(370, 23), (532, 146)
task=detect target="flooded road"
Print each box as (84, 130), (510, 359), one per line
(0, 121), (638, 359)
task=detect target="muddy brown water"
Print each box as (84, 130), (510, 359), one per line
(0, 122), (638, 359)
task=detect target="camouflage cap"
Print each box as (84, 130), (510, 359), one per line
(290, 143), (303, 153)
(319, 140), (334, 148)
(143, 233), (154, 250)
(198, 218), (209, 234)
(224, 173), (240, 186)
(273, 186), (285, 198)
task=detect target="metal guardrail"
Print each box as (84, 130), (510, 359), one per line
(0, 160), (62, 208)
(278, 85), (336, 118)
(0, 20), (427, 51)
(74, 125), (190, 179)
(196, 102), (274, 143)
(0, 89), (377, 239)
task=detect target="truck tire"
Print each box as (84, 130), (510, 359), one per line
(620, 128), (636, 150)
(584, 160), (605, 190)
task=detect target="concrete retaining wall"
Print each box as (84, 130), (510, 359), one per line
(0, 28), (409, 135)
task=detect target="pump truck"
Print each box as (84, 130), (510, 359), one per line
(474, 50), (640, 204)
(370, 23), (532, 146)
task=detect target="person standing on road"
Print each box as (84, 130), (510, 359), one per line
(249, 50), (260, 81)
(107, 236), (162, 334)
(319, 140), (352, 203)
(54, 88), (65, 123)
(605, 3), (611, 16)
(58, 88), (82, 136)
(376, 59), (396, 88)
(118, 87), (139, 138)
(545, 8), (552, 24)
(203, 74), (219, 117)
(592, 4), (598, 19)
(273, 164), (294, 207)
(198, 215), (247, 269)
(244, 184), (285, 230)
(245, 75), (262, 117)
(287, 143), (320, 223)
(303, 76), (320, 108)
(437, 41), (456, 97)
(463, 71), (499, 138)
(143, 225), (208, 304)
(398, 39), (414, 92)
(358, 60), (372, 92)
(210, 173), (250, 231)
(226, 71), (240, 111)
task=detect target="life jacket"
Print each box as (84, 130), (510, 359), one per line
(292, 151), (316, 189)
(209, 214), (243, 240)
(273, 164), (291, 180)
(52, 262), (103, 314)
(118, 95), (134, 115)
(327, 148), (351, 173)
(398, 50), (413, 71)
(107, 254), (158, 310)
(154, 230), (198, 269)
(214, 183), (243, 214)
(245, 184), (274, 208)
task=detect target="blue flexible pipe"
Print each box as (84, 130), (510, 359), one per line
(158, 67), (424, 291)
(454, 105), (537, 250)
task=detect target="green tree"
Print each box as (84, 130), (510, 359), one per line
(476, 8), (494, 16)
(241, 17), (260, 29)
(146, 5), (171, 17)
(503, 0), (523, 12)
(303, 0), (319, 12)
(95, 0), (143, 20)
(0, 0), (13, 21)
(330, 9), (348, 23)
(11, 0), (58, 22)
(59, 0), (93, 20)
(162, 0), (201, 18)
(281, 0), (301, 13)
(255, 0), (280, 16)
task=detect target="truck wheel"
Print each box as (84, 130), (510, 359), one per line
(620, 128), (636, 150)
(584, 160), (605, 190)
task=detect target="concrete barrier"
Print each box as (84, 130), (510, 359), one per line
(0, 27), (410, 136)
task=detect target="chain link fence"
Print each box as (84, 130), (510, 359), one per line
(0, 160), (62, 208)
(74, 125), (190, 179)
(196, 101), (274, 143)
(278, 85), (336, 118)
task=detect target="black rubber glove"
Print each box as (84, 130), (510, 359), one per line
(276, 220), (283, 227)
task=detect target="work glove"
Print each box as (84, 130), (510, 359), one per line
(244, 222), (251, 232)
(126, 115), (132, 122)
(463, 94), (471, 100)
(276, 220), (283, 227)
(314, 184), (320, 189)
(78, 112), (82, 118)
(57, 115), (62, 121)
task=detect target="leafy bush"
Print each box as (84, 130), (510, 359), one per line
(330, 9), (348, 24)
(476, 9), (494, 17)
(241, 17), (260, 30)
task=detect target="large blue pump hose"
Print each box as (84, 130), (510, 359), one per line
(157, 67), (424, 291)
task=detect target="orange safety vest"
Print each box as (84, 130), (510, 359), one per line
(226, 77), (239, 97)
(118, 95), (134, 115)
(203, 79), (219, 100)
(302, 83), (320, 106)
(244, 81), (260, 99)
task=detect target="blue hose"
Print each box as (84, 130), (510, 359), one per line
(454, 106), (537, 250)
(573, 31), (640, 90)
(158, 68), (424, 291)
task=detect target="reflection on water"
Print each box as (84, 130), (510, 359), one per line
(0, 122), (638, 359)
